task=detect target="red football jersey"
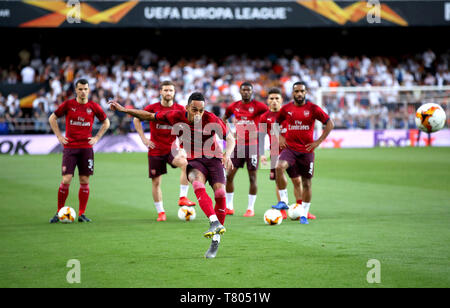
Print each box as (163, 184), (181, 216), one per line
(276, 101), (330, 153)
(259, 110), (287, 153)
(155, 110), (228, 160)
(225, 100), (268, 146)
(54, 99), (107, 149)
(143, 102), (185, 156)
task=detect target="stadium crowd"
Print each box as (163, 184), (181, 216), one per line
(0, 47), (449, 135)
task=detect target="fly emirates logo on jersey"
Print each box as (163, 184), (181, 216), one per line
(288, 120), (310, 131)
(236, 116), (256, 126)
(70, 116), (91, 127)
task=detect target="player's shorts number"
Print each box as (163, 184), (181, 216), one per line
(308, 162), (314, 175)
(88, 159), (94, 171)
(251, 155), (258, 167)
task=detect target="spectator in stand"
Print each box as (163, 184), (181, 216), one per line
(0, 49), (448, 134)
(21, 65), (35, 84)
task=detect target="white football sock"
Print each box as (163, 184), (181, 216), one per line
(278, 189), (289, 204)
(179, 185), (189, 198)
(248, 194), (257, 211)
(302, 202), (311, 218)
(154, 201), (165, 213)
(226, 193), (234, 210)
(209, 215), (218, 223)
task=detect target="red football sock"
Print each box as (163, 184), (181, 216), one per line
(78, 184), (90, 216)
(57, 183), (70, 211)
(214, 188), (226, 225)
(193, 181), (215, 218)
(296, 199), (302, 205)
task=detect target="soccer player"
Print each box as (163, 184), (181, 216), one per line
(272, 82), (333, 224)
(109, 92), (235, 259)
(133, 81), (195, 222)
(259, 88), (305, 220)
(48, 79), (110, 223)
(223, 82), (268, 217)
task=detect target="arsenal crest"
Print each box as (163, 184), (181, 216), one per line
(86, 108), (92, 114)
(248, 107), (254, 113)
(304, 110), (310, 117)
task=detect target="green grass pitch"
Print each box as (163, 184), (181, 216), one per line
(0, 147), (449, 288)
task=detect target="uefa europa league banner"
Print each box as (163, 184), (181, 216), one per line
(0, 1), (449, 28)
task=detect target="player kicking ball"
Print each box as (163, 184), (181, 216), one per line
(132, 81), (195, 222)
(272, 82), (333, 224)
(48, 79), (110, 223)
(109, 92), (235, 258)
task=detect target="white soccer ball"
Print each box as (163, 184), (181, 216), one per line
(264, 209), (283, 225)
(415, 103), (446, 133)
(58, 206), (77, 223)
(288, 203), (302, 220)
(178, 206), (196, 221)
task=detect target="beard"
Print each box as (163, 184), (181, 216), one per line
(294, 96), (305, 105)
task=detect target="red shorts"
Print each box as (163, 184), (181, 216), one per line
(279, 147), (315, 179)
(148, 153), (176, 178)
(186, 158), (226, 186)
(231, 144), (259, 171)
(62, 148), (94, 176)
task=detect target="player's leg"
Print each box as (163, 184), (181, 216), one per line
(50, 149), (76, 223)
(171, 152), (195, 207)
(151, 175), (166, 221)
(77, 148), (94, 222)
(244, 169), (257, 217)
(206, 169), (227, 259)
(243, 146), (259, 217)
(291, 176), (315, 220)
(148, 155), (168, 221)
(298, 153), (315, 224)
(273, 159), (290, 209)
(187, 162), (225, 238)
(299, 176), (313, 223)
(225, 166), (239, 215)
(78, 175), (91, 222)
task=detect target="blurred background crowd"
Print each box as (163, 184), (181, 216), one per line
(1, 46), (449, 135)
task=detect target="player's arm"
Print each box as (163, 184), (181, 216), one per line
(275, 110), (287, 149)
(258, 116), (268, 165)
(89, 118), (110, 146)
(109, 99), (156, 121)
(222, 103), (233, 122)
(133, 118), (154, 148)
(306, 119), (334, 152)
(48, 113), (68, 145)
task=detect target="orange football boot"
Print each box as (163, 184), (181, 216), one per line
(178, 196), (196, 207)
(157, 212), (166, 221)
(226, 208), (235, 215)
(243, 209), (254, 217)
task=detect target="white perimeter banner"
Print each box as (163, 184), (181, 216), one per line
(0, 129), (449, 155)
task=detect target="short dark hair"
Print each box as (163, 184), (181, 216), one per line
(75, 79), (89, 87)
(268, 87), (282, 95)
(240, 81), (253, 89)
(292, 81), (307, 90)
(187, 92), (205, 105)
(159, 80), (176, 90)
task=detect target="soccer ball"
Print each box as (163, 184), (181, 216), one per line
(178, 206), (196, 221)
(415, 103), (446, 133)
(264, 209), (283, 225)
(287, 203), (302, 220)
(58, 206), (76, 223)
